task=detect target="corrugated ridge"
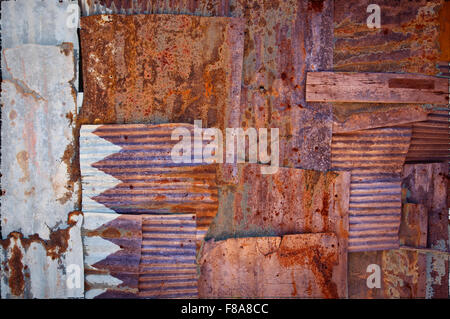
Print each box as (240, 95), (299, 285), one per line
(139, 214), (198, 299)
(332, 126), (412, 251)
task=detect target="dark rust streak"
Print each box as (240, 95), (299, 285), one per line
(388, 78), (435, 90)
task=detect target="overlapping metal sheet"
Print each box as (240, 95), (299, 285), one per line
(80, 123), (218, 241)
(1, 0), (80, 89)
(82, 212), (142, 298)
(331, 126), (412, 252)
(207, 164), (350, 296)
(199, 233), (343, 298)
(79, 14), (244, 131)
(139, 214), (198, 299)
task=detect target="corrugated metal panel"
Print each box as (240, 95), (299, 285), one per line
(206, 164), (350, 296)
(399, 204), (428, 248)
(82, 212), (142, 298)
(199, 233), (343, 298)
(80, 123), (218, 241)
(139, 214), (198, 299)
(331, 126), (412, 252)
(0, 212), (84, 298)
(79, 14), (243, 131)
(1, 0), (80, 89)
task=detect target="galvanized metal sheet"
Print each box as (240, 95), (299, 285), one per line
(235, 0), (334, 171)
(0, 212), (84, 298)
(206, 164), (350, 296)
(331, 126), (412, 252)
(348, 250), (427, 299)
(79, 14), (243, 131)
(80, 124), (219, 241)
(199, 233), (343, 298)
(1, 0), (80, 89)
(139, 214), (198, 299)
(1, 43), (78, 239)
(82, 212), (142, 298)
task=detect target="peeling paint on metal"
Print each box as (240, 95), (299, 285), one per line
(332, 126), (412, 251)
(199, 233), (343, 298)
(79, 14), (244, 131)
(82, 212), (142, 298)
(80, 124), (219, 243)
(0, 212), (84, 298)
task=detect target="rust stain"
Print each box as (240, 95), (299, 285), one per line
(9, 110), (17, 120)
(388, 78), (435, 90)
(8, 243), (25, 296)
(16, 150), (30, 183)
(439, 1), (450, 60)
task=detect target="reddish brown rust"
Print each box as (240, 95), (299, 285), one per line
(8, 241), (25, 296)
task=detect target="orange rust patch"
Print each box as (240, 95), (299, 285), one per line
(8, 245), (25, 296)
(16, 150), (30, 183)
(439, 1), (450, 60)
(9, 110), (17, 120)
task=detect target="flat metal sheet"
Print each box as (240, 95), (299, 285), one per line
(199, 233), (343, 298)
(139, 214), (198, 299)
(79, 14), (243, 131)
(206, 164), (350, 296)
(82, 212), (142, 299)
(331, 126), (412, 252)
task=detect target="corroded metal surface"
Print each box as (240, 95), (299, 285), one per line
(82, 212), (142, 298)
(1, 44), (78, 239)
(206, 164), (350, 296)
(79, 14), (243, 131)
(0, 212), (84, 298)
(334, 0), (444, 75)
(331, 126), (412, 251)
(402, 163), (449, 298)
(199, 233), (343, 298)
(80, 124), (218, 241)
(1, 0), (80, 89)
(139, 214), (198, 299)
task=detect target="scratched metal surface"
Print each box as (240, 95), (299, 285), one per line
(331, 126), (412, 252)
(80, 124), (218, 242)
(79, 13), (244, 132)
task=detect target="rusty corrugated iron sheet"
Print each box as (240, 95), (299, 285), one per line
(82, 212), (142, 298)
(199, 233), (343, 298)
(402, 162), (449, 298)
(80, 123), (218, 241)
(399, 204), (428, 248)
(0, 43), (83, 298)
(79, 14), (243, 131)
(206, 164), (350, 296)
(331, 126), (412, 251)
(139, 214), (198, 299)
